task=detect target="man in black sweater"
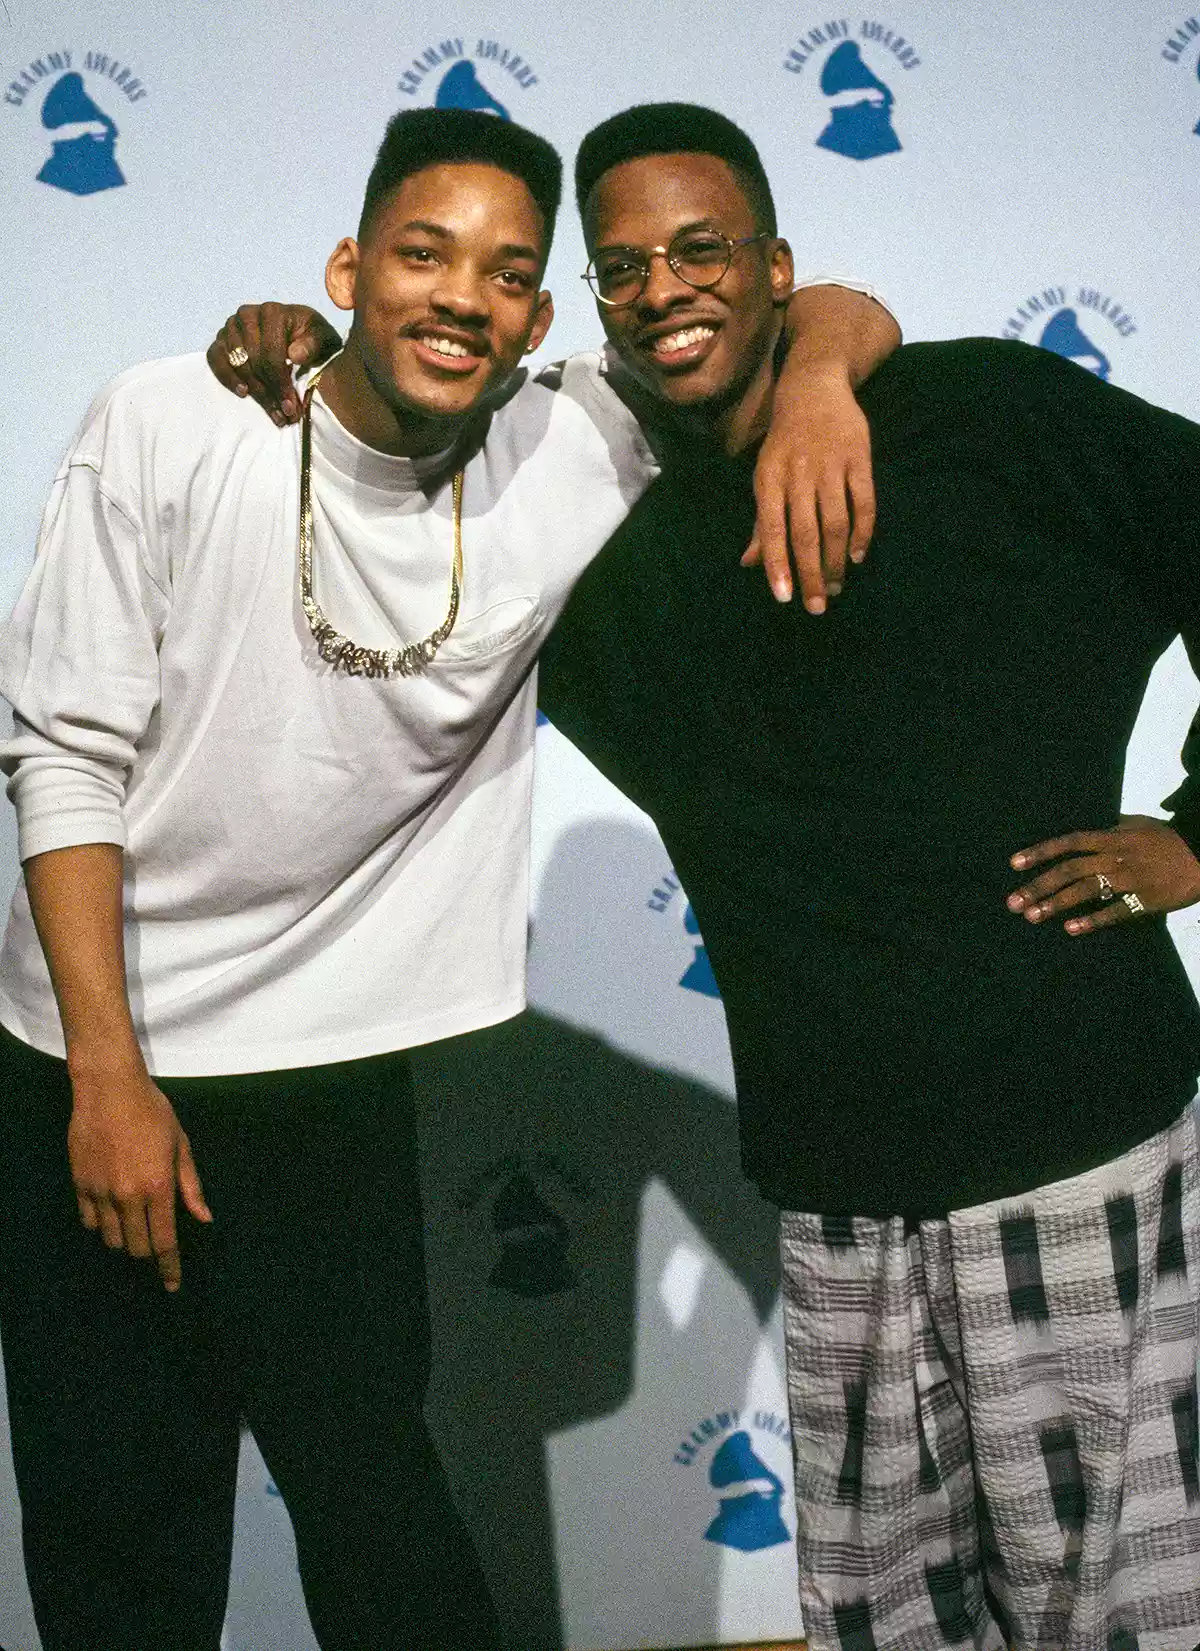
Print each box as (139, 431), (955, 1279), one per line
(536, 106), (1200, 1651)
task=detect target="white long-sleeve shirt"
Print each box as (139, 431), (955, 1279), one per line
(0, 351), (656, 1073)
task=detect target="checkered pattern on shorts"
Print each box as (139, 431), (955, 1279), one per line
(780, 1104), (1200, 1651)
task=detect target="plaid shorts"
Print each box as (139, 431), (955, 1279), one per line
(779, 1104), (1200, 1651)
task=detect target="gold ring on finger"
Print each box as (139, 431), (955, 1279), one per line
(1121, 891), (1145, 915)
(1096, 872), (1115, 902)
(227, 346), (250, 369)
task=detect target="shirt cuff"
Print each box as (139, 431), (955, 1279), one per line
(793, 274), (898, 327)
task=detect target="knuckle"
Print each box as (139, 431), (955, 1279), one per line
(854, 500), (877, 532)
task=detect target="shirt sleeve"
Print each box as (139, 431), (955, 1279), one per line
(536, 474), (676, 814)
(1162, 673), (1200, 858)
(0, 445), (168, 862)
(792, 272), (899, 327)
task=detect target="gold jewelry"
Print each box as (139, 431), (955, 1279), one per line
(227, 345), (250, 369)
(298, 370), (464, 678)
(1121, 891), (1146, 915)
(1096, 872), (1115, 902)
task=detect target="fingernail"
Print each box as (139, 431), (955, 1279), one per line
(1007, 894), (1024, 911)
(803, 594), (826, 615)
(270, 410), (285, 427)
(850, 549), (866, 563)
(236, 385), (248, 397)
(773, 583), (794, 604)
(1028, 906), (1044, 922)
(827, 582), (843, 598)
(1066, 919), (1083, 934)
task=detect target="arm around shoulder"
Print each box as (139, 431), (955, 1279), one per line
(750, 280), (901, 608)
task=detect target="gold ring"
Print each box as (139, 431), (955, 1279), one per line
(1096, 873), (1115, 902)
(227, 346), (249, 369)
(1121, 892), (1145, 915)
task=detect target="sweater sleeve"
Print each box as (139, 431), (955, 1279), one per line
(0, 445), (168, 862)
(1162, 666), (1200, 859)
(988, 342), (1200, 848)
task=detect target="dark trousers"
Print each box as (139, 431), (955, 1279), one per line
(0, 1026), (502, 1651)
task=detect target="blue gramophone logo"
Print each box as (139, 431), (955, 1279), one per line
(435, 60), (510, 118)
(704, 1431), (790, 1552)
(817, 41), (902, 160)
(1039, 308), (1111, 380)
(37, 71), (125, 196)
(679, 904), (721, 999)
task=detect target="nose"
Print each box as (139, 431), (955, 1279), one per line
(637, 247), (694, 315)
(429, 263), (490, 323)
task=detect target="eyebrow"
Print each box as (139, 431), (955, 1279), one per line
(399, 219), (453, 238)
(397, 221), (540, 262)
(592, 218), (723, 254)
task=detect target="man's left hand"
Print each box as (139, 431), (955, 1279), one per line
(1007, 815), (1200, 934)
(742, 362), (876, 612)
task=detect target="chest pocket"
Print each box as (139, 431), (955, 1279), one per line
(435, 596), (540, 663)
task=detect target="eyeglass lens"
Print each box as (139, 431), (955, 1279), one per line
(588, 231), (734, 305)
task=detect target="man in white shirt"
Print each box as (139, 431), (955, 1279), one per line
(0, 107), (897, 1650)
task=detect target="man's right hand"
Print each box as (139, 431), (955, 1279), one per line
(207, 303), (343, 425)
(68, 1062), (212, 1293)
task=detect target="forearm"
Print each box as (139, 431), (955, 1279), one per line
(781, 284), (901, 389)
(23, 843), (145, 1082)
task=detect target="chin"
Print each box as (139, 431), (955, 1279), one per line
(655, 373), (735, 410)
(391, 378), (485, 423)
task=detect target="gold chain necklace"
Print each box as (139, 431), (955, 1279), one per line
(298, 369), (464, 678)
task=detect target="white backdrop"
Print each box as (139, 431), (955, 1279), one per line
(1, 3), (1199, 1647)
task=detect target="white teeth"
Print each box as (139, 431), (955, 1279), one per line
(655, 325), (716, 355)
(424, 336), (471, 357)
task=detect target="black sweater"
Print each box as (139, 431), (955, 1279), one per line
(538, 339), (1200, 1217)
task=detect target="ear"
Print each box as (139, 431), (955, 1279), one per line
(325, 237), (361, 314)
(525, 289), (555, 355)
(768, 238), (795, 306)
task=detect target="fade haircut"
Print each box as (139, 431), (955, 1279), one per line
(575, 103), (777, 237)
(358, 108), (563, 252)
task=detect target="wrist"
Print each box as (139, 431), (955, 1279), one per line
(66, 1035), (148, 1092)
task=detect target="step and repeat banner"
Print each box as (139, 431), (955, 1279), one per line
(1, 2), (1199, 1647)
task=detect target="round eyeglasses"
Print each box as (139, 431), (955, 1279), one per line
(582, 230), (771, 308)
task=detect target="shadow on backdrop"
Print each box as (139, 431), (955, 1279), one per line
(410, 818), (782, 1650)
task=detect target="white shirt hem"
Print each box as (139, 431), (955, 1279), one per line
(0, 987), (526, 1076)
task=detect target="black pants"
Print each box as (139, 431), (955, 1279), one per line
(0, 1026), (501, 1651)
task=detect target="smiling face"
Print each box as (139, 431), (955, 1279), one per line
(583, 151), (793, 441)
(323, 161), (554, 454)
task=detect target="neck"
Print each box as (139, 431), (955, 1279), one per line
(713, 315), (788, 455)
(698, 316), (784, 455)
(710, 371), (776, 455)
(317, 336), (464, 458)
